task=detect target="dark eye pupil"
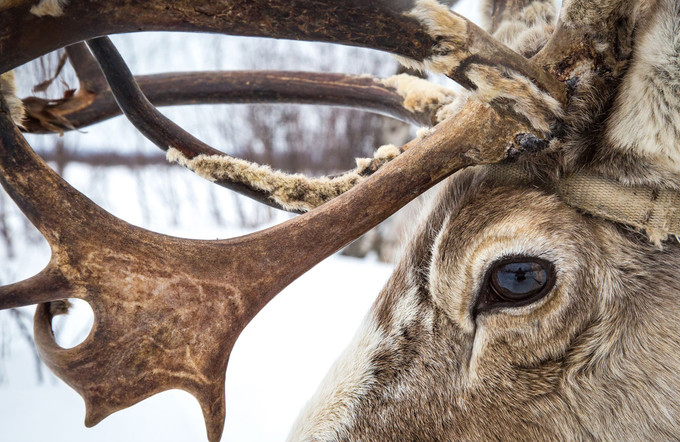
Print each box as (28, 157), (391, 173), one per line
(492, 261), (548, 301)
(476, 256), (555, 314)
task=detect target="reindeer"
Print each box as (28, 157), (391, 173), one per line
(1, 0), (679, 440)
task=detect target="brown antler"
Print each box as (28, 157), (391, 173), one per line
(0, 81), (531, 441)
(83, 36), (452, 213)
(0, 1), (654, 440)
(22, 70), (444, 133)
(0, 0), (436, 73)
(22, 41), (449, 134)
(2, 0), (566, 131)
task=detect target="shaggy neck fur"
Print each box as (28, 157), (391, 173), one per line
(606, 0), (680, 171)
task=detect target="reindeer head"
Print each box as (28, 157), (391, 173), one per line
(292, 169), (680, 439)
(1, 0), (679, 440)
(293, 0), (680, 439)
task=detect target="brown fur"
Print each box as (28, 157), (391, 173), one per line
(291, 168), (680, 441)
(29, 0), (68, 17)
(431, 0), (560, 130)
(290, 1), (680, 440)
(166, 145), (401, 212)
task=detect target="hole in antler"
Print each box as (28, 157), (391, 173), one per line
(49, 299), (94, 349)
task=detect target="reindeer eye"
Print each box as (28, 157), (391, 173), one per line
(491, 260), (549, 300)
(476, 256), (555, 314)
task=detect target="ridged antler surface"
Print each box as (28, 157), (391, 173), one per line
(0, 76), (529, 441)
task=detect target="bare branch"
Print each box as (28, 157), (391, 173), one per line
(9, 308), (45, 384)
(21, 71), (448, 134)
(35, 149), (168, 168)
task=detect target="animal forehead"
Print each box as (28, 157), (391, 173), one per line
(440, 173), (585, 243)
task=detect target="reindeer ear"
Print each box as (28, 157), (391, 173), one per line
(606, 2), (680, 171)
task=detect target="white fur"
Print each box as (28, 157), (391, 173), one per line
(30, 0), (67, 17)
(167, 147), (398, 212)
(288, 313), (384, 441)
(466, 326), (488, 382)
(436, 93), (470, 122)
(0, 71), (25, 127)
(380, 73), (457, 114)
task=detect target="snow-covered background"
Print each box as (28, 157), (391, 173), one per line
(0, 1), (482, 441)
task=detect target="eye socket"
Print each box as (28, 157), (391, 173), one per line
(476, 256), (556, 314)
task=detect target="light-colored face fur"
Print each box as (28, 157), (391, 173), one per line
(291, 170), (680, 440)
(291, 0), (680, 439)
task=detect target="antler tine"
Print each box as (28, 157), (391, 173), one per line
(85, 36), (453, 214)
(24, 41), (443, 133)
(0, 95), (120, 246)
(1, 60), (536, 440)
(0, 267), (72, 310)
(22, 70), (442, 134)
(86, 36), (300, 211)
(2, 0), (566, 131)
(64, 42), (109, 94)
(1, 0), (436, 73)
